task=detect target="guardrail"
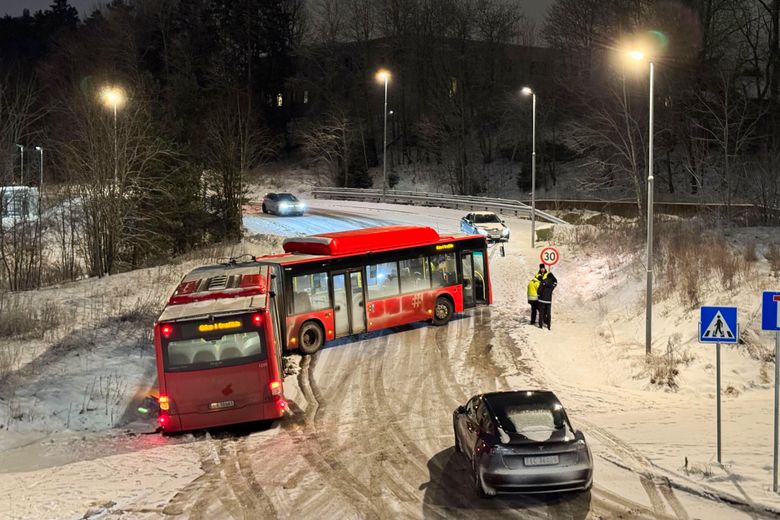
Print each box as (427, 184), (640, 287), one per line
(311, 187), (568, 225)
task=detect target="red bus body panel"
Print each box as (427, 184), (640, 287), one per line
(365, 286), (463, 331)
(285, 309), (336, 349)
(154, 309), (285, 433)
(159, 360), (281, 432)
(283, 226), (441, 256)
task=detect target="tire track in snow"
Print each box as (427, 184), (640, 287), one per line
(291, 353), (384, 518)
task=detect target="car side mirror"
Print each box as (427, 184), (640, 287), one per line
(456, 405), (466, 414)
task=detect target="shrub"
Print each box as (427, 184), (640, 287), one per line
(766, 244), (780, 276)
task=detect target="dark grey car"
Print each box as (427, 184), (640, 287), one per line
(453, 390), (593, 497)
(262, 192), (305, 216)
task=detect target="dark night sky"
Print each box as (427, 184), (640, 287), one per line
(1, 0), (554, 30)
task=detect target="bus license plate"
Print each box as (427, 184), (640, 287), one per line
(209, 400), (235, 410)
(525, 455), (559, 466)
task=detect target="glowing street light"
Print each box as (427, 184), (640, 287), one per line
(375, 69), (391, 194)
(99, 86), (127, 184)
(625, 48), (655, 359)
(521, 86), (537, 248)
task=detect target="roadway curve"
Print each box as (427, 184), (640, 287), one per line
(154, 202), (772, 518)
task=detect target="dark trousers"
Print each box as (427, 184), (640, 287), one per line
(529, 300), (539, 324)
(539, 302), (552, 329)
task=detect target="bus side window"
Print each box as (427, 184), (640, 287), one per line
(367, 261), (400, 300)
(429, 253), (456, 288)
(399, 256), (429, 293)
(292, 272), (330, 314)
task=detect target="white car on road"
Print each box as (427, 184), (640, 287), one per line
(460, 211), (510, 242)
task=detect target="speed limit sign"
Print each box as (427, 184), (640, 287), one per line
(540, 247), (560, 266)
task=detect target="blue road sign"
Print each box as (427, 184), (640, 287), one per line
(699, 306), (738, 344)
(762, 291), (780, 331)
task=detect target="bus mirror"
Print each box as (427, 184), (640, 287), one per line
(270, 273), (277, 279)
(269, 290), (276, 298)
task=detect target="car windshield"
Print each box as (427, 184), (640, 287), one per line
(474, 214), (501, 224)
(278, 193), (298, 202)
(487, 394), (572, 442)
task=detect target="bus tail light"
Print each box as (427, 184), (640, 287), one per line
(252, 313), (262, 326)
(269, 380), (282, 396)
(161, 324), (173, 338)
(159, 395), (170, 411)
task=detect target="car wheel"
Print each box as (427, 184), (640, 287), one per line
(298, 321), (324, 355)
(432, 297), (453, 326)
(473, 460), (494, 498)
(262, 203), (268, 214)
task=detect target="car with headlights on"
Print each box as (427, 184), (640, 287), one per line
(262, 192), (306, 216)
(460, 212), (509, 242)
(453, 390), (592, 497)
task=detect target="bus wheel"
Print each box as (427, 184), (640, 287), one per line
(433, 297), (453, 326)
(299, 321), (324, 355)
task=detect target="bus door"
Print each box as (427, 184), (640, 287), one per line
(460, 251), (487, 307)
(331, 269), (366, 336)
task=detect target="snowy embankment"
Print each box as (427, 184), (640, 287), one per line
(486, 217), (780, 514)
(0, 236), (282, 519)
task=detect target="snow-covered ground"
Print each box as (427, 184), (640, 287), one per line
(0, 195), (778, 518)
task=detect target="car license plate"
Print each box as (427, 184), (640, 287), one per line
(209, 400), (235, 410)
(525, 455), (559, 466)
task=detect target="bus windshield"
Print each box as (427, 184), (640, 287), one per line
(164, 327), (266, 372)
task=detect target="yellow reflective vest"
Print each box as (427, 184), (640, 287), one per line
(527, 275), (542, 301)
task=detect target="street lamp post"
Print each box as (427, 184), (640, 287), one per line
(15, 144), (24, 184)
(99, 86), (127, 185)
(628, 50), (655, 356)
(521, 87), (537, 249)
(375, 69), (391, 195)
(35, 146), (43, 189)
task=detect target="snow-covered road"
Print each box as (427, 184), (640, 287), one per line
(0, 201), (771, 519)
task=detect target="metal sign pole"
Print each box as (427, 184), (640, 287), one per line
(716, 342), (721, 464)
(775, 330), (780, 493)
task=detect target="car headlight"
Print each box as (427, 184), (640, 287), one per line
(501, 228), (510, 236)
(477, 228), (488, 236)
(279, 202), (290, 209)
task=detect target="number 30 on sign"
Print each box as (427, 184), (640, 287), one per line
(540, 247), (560, 266)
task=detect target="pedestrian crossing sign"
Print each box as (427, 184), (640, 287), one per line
(699, 306), (738, 344)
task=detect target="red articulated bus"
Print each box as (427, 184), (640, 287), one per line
(153, 225), (491, 432)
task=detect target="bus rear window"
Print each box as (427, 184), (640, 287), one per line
(163, 321), (267, 372)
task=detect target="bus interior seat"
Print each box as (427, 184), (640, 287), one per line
(219, 347), (242, 360)
(168, 351), (191, 366)
(193, 349), (217, 364)
(242, 334), (262, 356)
(294, 291), (312, 313)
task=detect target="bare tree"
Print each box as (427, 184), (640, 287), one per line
(0, 76), (45, 290)
(58, 86), (175, 276)
(692, 71), (766, 212)
(562, 76), (647, 217)
(302, 110), (356, 187)
(203, 93), (275, 239)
